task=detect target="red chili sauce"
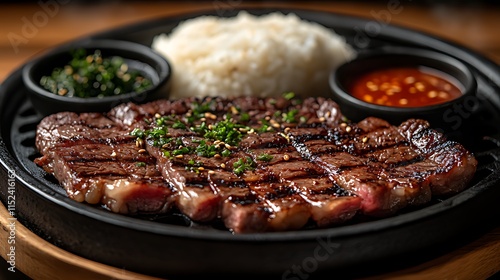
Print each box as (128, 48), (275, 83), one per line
(349, 67), (462, 107)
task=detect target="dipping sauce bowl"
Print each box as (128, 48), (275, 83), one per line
(23, 39), (171, 117)
(329, 47), (477, 127)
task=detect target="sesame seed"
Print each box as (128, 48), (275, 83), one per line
(340, 122), (347, 127)
(138, 149), (146, 153)
(362, 136), (368, 143)
(283, 154), (290, 161)
(284, 127), (291, 133)
(319, 117), (326, 122)
(208, 170), (215, 174)
(265, 116), (271, 121)
(214, 154), (221, 159)
(404, 76), (415, 84)
(345, 126), (352, 132)
(270, 120), (280, 128)
(415, 82), (425, 92)
(248, 128), (255, 134)
(205, 112), (217, 120)
(325, 111), (331, 118)
(58, 88), (68, 96)
(200, 118), (206, 122)
(391, 86), (401, 92)
(225, 143), (232, 149)
(111, 151), (117, 157)
(230, 106), (239, 115)
(220, 163), (226, 168)
(363, 95), (373, 103)
(155, 113), (161, 119)
(162, 144), (169, 149)
(367, 84), (378, 91)
(175, 155), (184, 159)
(438, 91), (449, 99)
(198, 167), (205, 171)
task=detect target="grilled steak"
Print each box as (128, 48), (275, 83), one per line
(34, 112), (177, 214)
(34, 95), (477, 233)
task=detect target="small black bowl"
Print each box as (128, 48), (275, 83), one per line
(22, 39), (171, 116)
(329, 47), (477, 129)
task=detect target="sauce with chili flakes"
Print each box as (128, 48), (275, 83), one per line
(349, 67), (463, 107)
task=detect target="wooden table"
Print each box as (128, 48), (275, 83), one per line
(0, 2), (499, 279)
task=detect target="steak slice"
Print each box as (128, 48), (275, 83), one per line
(242, 133), (361, 231)
(290, 117), (477, 216)
(34, 113), (177, 214)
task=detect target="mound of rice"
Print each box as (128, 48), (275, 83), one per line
(152, 11), (356, 99)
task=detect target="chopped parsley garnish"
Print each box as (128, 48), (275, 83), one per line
(283, 109), (299, 123)
(203, 119), (244, 146)
(130, 128), (144, 138)
(172, 146), (192, 156)
(148, 127), (168, 138)
(283, 92), (295, 100)
(152, 137), (173, 147)
(172, 120), (186, 129)
(129, 96), (310, 164)
(191, 122), (209, 135)
(221, 149), (231, 157)
(156, 116), (169, 126)
(239, 112), (250, 123)
(233, 157), (256, 175)
(192, 100), (213, 118)
(135, 162), (146, 167)
(185, 159), (202, 171)
(258, 120), (272, 133)
(195, 140), (218, 158)
(257, 153), (273, 162)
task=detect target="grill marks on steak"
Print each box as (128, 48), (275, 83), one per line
(106, 96), (362, 232)
(290, 117), (477, 216)
(241, 132), (361, 231)
(34, 96), (477, 233)
(34, 112), (176, 214)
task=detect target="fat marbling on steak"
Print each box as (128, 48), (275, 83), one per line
(34, 95), (477, 233)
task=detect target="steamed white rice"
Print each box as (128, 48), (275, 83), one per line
(152, 11), (356, 99)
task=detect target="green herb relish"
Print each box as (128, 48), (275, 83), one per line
(40, 49), (152, 98)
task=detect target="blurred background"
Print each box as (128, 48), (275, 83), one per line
(0, 0), (499, 83)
